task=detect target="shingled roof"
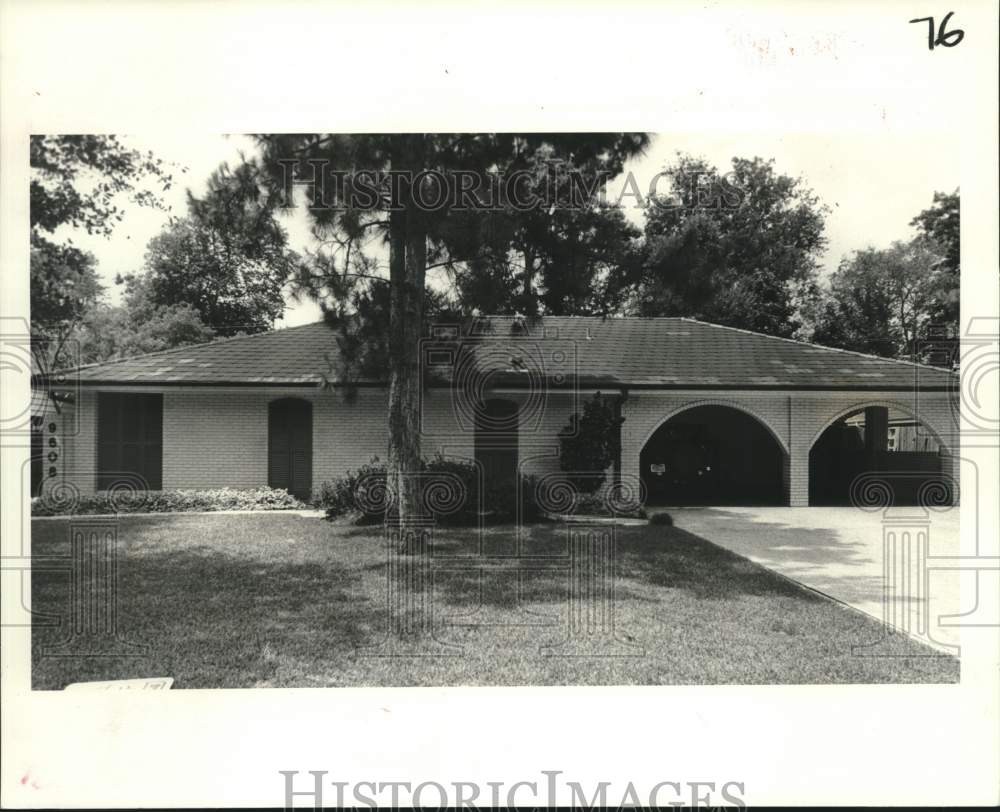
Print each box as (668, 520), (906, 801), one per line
(42, 317), (957, 390)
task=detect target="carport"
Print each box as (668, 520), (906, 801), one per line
(640, 404), (786, 505)
(809, 405), (949, 506)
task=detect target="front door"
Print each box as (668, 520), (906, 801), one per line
(268, 398), (313, 501)
(474, 398), (519, 512)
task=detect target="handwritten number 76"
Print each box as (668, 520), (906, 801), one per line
(910, 11), (965, 50)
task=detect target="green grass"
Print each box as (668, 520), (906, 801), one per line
(31, 513), (958, 688)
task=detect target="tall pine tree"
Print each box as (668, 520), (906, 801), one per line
(253, 133), (648, 538)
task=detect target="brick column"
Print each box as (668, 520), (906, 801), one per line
(787, 452), (809, 506)
(786, 395), (809, 506)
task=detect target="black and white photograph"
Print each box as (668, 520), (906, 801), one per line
(24, 131), (967, 687)
(2, 1), (998, 808)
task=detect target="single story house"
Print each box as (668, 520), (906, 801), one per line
(32, 316), (959, 507)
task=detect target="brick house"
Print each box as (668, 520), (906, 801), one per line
(33, 316), (959, 507)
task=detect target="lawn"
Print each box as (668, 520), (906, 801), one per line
(31, 513), (959, 688)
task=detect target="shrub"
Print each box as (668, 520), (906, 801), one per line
(649, 512), (674, 526)
(423, 454), (480, 526)
(557, 392), (623, 494)
(314, 457), (388, 523)
(567, 492), (647, 520)
(315, 455), (546, 525)
(316, 455), (483, 525)
(31, 486), (306, 516)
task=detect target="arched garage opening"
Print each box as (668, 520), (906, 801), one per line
(640, 405), (786, 506)
(809, 405), (949, 506)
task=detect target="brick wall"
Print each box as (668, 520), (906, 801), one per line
(48, 385), (958, 506)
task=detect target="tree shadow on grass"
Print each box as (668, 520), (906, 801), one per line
(31, 545), (384, 689)
(613, 525), (828, 602)
(420, 523), (826, 610)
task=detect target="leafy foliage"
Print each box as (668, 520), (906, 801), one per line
(546, 490), (647, 520)
(438, 141), (647, 316)
(136, 162), (299, 336)
(315, 457), (390, 524)
(32, 486), (305, 516)
(315, 454), (545, 525)
(558, 392), (623, 493)
(64, 159), (303, 364)
(30, 135), (173, 236)
(29, 135), (174, 346)
(910, 189), (960, 338)
(810, 237), (947, 360)
(626, 155), (828, 337)
(69, 273), (215, 364)
(29, 238), (104, 342)
(253, 133), (650, 360)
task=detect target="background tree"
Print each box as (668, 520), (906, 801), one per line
(439, 145), (645, 315)
(30, 135), (173, 350)
(135, 161), (299, 336)
(69, 273), (214, 364)
(810, 237), (944, 359)
(910, 189), (960, 339)
(30, 241), (104, 346)
(624, 155), (828, 337)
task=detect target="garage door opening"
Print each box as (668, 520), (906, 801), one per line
(640, 405), (786, 506)
(809, 405), (949, 506)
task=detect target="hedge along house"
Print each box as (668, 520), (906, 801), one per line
(32, 316), (960, 508)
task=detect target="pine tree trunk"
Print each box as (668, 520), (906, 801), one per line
(387, 135), (427, 550)
(522, 245), (536, 315)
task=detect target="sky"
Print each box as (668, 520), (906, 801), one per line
(55, 131), (959, 329)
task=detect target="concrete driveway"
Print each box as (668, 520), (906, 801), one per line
(663, 506), (963, 653)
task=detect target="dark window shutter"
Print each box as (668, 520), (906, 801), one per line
(268, 398), (312, 500)
(97, 393), (163, 490)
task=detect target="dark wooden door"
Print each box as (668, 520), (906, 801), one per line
(475, 398), (519, 511)
(268, 398), (313, 500)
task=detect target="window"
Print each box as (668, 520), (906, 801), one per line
(97, 393), (163, 490)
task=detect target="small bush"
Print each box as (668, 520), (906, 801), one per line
(649, 512), (674, 526)
(570, 492), (647, 520)
(316, 456), (546, 525)
(557, 392), (623, 494)
(423, 454), (480, 526)
(32, 486), (306, 516)
(314, 457), (388, 523)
